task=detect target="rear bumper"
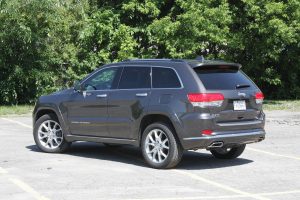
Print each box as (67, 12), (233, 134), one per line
(181, 129), (265, 150)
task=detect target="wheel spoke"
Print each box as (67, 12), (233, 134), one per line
(53, 138), (60, 145)
(55, 128), (62, 133)
(162, 139), (169, 149)
(157, 151), (162, 162)
(148, 134), (155, 143)
(47, 121), (51, 130)
(42, 124), (48, 131)
(147, 148), (155, 154)
(147, 142), (155, 147)
(154, 131), (162, 143)
(159, 150), (167, 158)
(39, 132), (48, 139)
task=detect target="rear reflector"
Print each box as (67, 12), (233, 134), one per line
(188, 93), (224, 107)
(255, 92), (264, 104)
(201, 129), (213, 135)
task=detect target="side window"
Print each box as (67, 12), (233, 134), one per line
(118, 67), (151, 89)
(152, 67), (181, 88)
(84, 67), (121, 91)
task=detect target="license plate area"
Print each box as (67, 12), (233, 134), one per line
(233, 100), (246, 110)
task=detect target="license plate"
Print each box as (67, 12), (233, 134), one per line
(233, 100), (246, 110)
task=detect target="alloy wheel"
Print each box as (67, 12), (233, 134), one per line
(145, 129), (170, 163)
(38, 120), (63, 149)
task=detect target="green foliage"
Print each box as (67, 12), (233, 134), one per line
(227, 0), (300, 98)
(0, 0), (299, 104)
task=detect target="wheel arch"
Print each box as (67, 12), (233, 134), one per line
(139, 113), (182, 147)
(35, 108), (58, 122)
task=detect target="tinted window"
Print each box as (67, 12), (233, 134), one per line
(195, 68), (256, 90)
(118, 67), (151, 89)
(84, 67), (122, 90)
(152, 68), (181, 88)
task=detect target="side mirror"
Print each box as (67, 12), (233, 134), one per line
(73, 80), (82, 92)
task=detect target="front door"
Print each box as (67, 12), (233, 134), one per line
(66, 67), (122, 137)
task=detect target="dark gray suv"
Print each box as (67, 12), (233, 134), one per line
(33, 58), (266, 168)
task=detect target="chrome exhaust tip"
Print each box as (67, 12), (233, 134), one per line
(208, 141), (224, 148)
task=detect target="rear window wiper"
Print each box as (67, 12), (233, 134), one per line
(236, 84), (250, 89)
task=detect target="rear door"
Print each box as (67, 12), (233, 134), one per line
(107, 66), (151, 139)
(194, 66), (264, 131)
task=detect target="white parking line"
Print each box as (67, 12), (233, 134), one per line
(9, 178), (50, 200)
(173, 170), (270, 200)
(0, 166), (50, 200)
(247, 147), (300, 161)
(0, 117), (32, 129)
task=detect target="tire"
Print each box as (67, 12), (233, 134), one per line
(141, 123), (183, 169)
(210, 144), (246, 159)
(33, 114), (71, 153)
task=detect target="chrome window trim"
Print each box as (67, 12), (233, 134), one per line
(79, 64), (184, 92)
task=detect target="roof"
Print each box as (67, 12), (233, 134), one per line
(120, 58), (242, 69)
(183, 59), (242, 69)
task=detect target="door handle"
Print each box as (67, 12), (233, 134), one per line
(136, 93), (148, 97)
(96, 94), (107, 98)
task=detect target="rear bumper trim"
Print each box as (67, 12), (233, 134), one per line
(182, 129), (265, 150)
(217, 120), (263, 126)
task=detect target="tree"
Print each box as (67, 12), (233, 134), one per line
(0, 0), (299, 104)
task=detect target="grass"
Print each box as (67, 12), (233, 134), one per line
(263, 100), (300, 111)
(0, 105), (34, 116)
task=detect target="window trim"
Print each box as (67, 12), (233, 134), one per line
(80, 65), (184, 92)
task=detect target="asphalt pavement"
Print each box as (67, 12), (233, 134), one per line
(0, 110), (299, 200)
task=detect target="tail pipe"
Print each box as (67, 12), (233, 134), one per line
(208, 141), (224, 148)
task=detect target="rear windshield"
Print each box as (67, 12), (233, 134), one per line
(194, 67), (256, 90)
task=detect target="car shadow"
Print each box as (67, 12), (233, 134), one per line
(26, 142), (253, 170)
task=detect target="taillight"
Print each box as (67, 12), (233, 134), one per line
(201, 129), (213, 136)
(255, 92), (264, 104)
(188, 93), (224, 108)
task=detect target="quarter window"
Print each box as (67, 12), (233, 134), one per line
(118, 67), (151, 89)
(152, 67), (181, 88)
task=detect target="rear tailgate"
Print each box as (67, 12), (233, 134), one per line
(194, 65), (265, 132)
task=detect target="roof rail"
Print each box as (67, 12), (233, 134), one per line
(121, 58), (185, 62)
(170, 59), (185, 62)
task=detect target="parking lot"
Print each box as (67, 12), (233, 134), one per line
(0, 110), (299, 200)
